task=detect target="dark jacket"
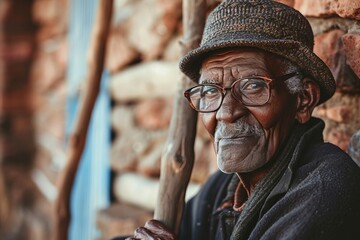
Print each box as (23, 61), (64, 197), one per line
(179, 118), (360, 240)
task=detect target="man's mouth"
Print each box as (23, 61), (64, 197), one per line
(217, 135), (253, 140)
(215, 135), (257, 151)
(216, 135), (251, 143)
(214, 120), (263, 152)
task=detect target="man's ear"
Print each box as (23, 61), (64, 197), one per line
(295, 78), (321, 124)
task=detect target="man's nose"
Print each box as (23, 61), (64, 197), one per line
(216, 91), (247, 123)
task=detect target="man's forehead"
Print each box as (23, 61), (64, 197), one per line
(201, 48), (270, 68)
(206, 47), (266, 60)
(199, 48), (271, 80)
(199, 47), (294, 78)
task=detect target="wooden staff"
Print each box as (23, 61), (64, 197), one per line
(54, 1), (113, 239)
(154, 0), (207, 234)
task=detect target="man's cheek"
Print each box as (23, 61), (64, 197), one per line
(201, 113), (216, 137)
(213, 140), (218, 155)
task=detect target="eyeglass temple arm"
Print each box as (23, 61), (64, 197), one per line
(276, 71), (303, 81)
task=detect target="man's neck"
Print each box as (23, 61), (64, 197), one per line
(236, 160), (274, 196)
(236, 122), (300, 195)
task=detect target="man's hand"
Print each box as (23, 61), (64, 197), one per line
(126, 219), (176, 240)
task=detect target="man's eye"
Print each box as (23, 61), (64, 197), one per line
(241, 79), (267, 91)
(201, 86), (219, 96)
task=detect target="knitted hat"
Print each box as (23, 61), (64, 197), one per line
(179, 0), (335, 104)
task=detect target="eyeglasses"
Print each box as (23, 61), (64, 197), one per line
(184, 72), (300, 113)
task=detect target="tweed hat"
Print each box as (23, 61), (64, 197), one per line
(179, 0), (335, 104)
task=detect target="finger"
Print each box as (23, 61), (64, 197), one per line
(134, 227), (159, 240)
(144, 220), (176, 240)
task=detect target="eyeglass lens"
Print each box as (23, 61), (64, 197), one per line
(187, 77), (270, 112)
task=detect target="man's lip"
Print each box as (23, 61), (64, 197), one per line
(216, 135), (253, 141)
(215, 135), (257, 150)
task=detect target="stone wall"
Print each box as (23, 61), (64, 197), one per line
(100, 0), (360, 238)
(0, 0), (68, 239)
(99, 1), (217, 238)
(0, 0), (38, 238)
(31, 0), (69, 237)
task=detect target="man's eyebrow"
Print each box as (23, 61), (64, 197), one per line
(233, 70), (261, 78)
(200, 79), (220, 84)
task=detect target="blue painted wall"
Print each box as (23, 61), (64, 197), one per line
(66, 0), (110, 239)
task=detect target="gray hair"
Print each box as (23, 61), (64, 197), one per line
(284, 65), (305, 95)
(272, 55), (305, 95)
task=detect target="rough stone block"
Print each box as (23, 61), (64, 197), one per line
(105, 30), (139, 74)
(294, 0), (360, 19)
(137, 142), (163, 177)
(327, 128), (352, 151)
(191, 138), (217, 183)
(1, 89), (33, 112)
(53, 36), (68, 74)
(31, 51), (61, 93)
(33, 0), (67, 25)
(111, 105), (135, 134)
(162, 35), (182, 61)
(113, 173), (200, 211)
(0, 166), (52, 240)
(34, 97), (66, 140)
(0, 35), (34, 62)
(314, 92), (360, 151)
(33, 0), (68, 40)
(324, 105), (352, 123)
(134, 98), (172, 130)
(110, 61), (182, 102)
(0, 1), (34, 27)
(314, 29), (360, 91)
(342, 33), (360, 79)
(113, 0), (181, 60)
(110, 129), (168, 175)
(96, 203), (152, 240)
(314, 29), (344, 83)
(111, 120), (215, 181)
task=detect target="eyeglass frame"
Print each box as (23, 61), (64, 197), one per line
(183, 71), (301, 113)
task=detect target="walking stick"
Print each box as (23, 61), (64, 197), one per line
(54, 1), (113, 239)
(154, 0), (207, 234)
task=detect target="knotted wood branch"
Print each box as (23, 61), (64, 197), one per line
(54, 1), (113, 239)
(154, 0), (207, 234)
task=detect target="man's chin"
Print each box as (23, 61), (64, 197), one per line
(217, 159), (252, 173)
(216, 148), (268, 173)
(217, 160), (233, 174)
(217, 156), (244, 173)
(214, 132), (271, 172)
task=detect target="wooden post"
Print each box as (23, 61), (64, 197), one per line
(0, 166), (10, 230)
(54, 1), (113, 239)
(154, 0), (207, 234)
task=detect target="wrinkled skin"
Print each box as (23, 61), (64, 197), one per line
(126, 220), (175, 240)
(200, 48), (299, 174)
(128, 48), (320, 239)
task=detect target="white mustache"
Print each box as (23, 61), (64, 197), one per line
(215, 121), (262, 140)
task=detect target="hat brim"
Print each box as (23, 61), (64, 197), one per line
(179, 32), (335, 104)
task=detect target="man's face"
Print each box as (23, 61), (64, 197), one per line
(199, 48), (298, 173)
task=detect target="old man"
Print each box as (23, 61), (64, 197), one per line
(116, 0), (360, 239)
